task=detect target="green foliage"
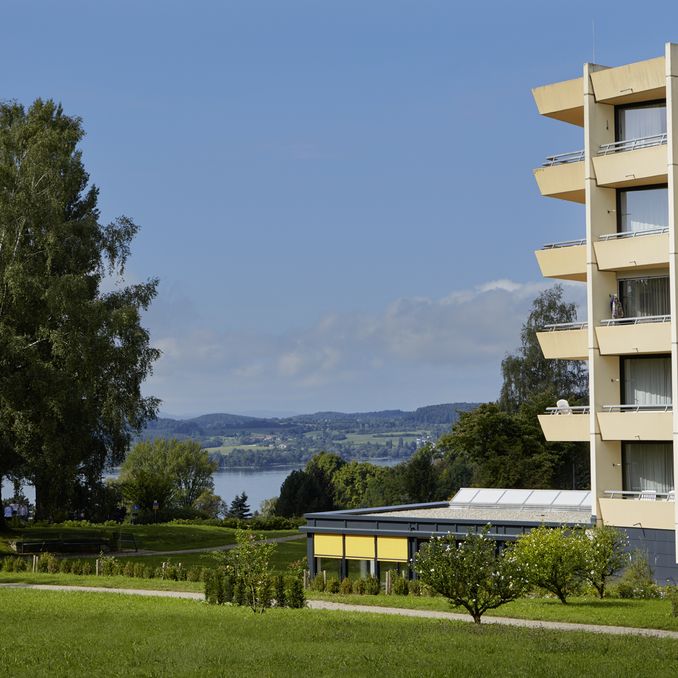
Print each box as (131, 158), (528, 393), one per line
(513, 526), (585, 604)
(339, 577), (353, 595)
(616, 550), (660, 600)
(499, 285), (588, 413)
(326, 576), (340, 594)
(332, 461), (388, 508)
(310, 574), (326, 592)
(120, 438), (217, 514)
(666, 586), (678, 617)
(228, 492), (251, 520)
(391, 573), (408, 596)
(225, 529), (277, 613)
(414, 529), (528, 623)
(275, 469), (331, 517)
(352, 578), (366, 595)
(285, 576), (306, 608)
(0, 100), (159, 521)
(274, 574), (287, 606)
(579, 526), (628, 598)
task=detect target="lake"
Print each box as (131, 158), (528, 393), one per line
(2, 459), (399, 514)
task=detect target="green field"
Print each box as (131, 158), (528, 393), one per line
(2, 589), (678, 677)
(308, 592), (678, 632)
(0, 524), (298, 554)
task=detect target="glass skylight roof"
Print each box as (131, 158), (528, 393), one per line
(450, 488), (592, 509)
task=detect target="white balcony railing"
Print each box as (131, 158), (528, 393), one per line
(542, 321), (588, 332)
(544, 406), (590, 415)
(604, 490), (675, 501)
(542, 150), (585, 167)
(542, 238), (586, 249)
(600, 315), (670, 327)
(599, 226), (668, 241)
(598, 133), (667, 155)
(602, 404), (672, 413)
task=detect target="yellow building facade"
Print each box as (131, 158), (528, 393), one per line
(534, 44), (678, 578)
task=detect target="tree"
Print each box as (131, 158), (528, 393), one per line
(229, 492), (252, 519)
(226, 529), (276, 613)
(579, 526), (628, 598)
(120, 438), (217, 514)
(512, 526), (586, 604)
(414, 529), (528, 624)
(275, 470), (332, 517)
(0, 100), (159, 521)
(499, 285), (588, 413)
(332, 461), (387, 509)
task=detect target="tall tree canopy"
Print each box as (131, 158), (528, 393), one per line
(499, 285), (588, 413)
(0, 100), (159, 521)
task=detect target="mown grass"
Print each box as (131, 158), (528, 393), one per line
(1, 589), (677, 678)
(308, 592), (678, 631)
(0, 572), (204, 592)
(0, 524), (298, 553)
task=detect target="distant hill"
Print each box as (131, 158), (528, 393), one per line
(139, 402), (480, 442)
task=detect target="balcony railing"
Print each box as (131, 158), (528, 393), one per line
(599, 226), (668, 241)
(600, 314), (670, 327)
(545, 406), (590, 415)
(604, 490), (675, 501)
(542, 238), (586, 249)
(602, 404), (672, 413)
(542, 150), (585, 167)
(598, 133), (667, 155)
(542, 321), (588, 331)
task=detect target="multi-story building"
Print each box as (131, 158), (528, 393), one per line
(301, 44), (678, 584)
(534, 43), (678, 581)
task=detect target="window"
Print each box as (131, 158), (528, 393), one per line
(621, 356), (671, 407)
(618, 186), (668, 234)
(616, 101), (666, 142)
(622, 442), (674, 493)
(618, 276), (669, 318)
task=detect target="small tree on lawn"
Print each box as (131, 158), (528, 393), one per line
(229, 492), (252, 519)
(228, 529), (275, 613)
(513, 525), (585, 604)
(414, 527), (528, 624)
(579, 525), (628, 599)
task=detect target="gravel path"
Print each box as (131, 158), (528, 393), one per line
(2, 583), (677, 639)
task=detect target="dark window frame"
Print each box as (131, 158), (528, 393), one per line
(614, 99), (667, 143)
(615, 184), (668, 233)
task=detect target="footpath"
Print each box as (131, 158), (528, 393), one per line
(2, 582), (678, 640)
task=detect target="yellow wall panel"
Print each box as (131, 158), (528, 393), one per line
(344, 535), (375, 560)
(377, 537), (409, 563)
(314, 534), (343, 558)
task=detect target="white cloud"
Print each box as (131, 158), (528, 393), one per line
(143, 279), (585, 414)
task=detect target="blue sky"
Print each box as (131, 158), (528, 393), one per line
(3, 1), (676, 415)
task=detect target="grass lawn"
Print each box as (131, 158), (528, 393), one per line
(308, 592), (678, 631)
(0, 524), (299, 553)
(0, 572), (203, 592)
(2, 589), (678, 678)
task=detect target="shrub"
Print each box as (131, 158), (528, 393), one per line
(513, 526), (585, 604)
(408, 580), (422, 596)
(352, 578), (366, 595)
(415, 529), (528, 624)
(275, 574), (288, 606)
(204, 570), (220, 605)
(99, 555), (119, 577)
(226, 530), (277, 613)
(326, 577), (340, 594)
(82, 561), (93, 576)
(579, 526), (628, 598)
(133, 563), (145, 579)
(142, 566), (153, 579)
(123, 562), (135, 578)
(666, 585), (678, 617)
(391, 573), (408, 596)
(339, 577), (353, 595)
(71, 560), (83, 575)
(286, 577), (306, 608)
(223, 574), (234, 603)
(187, 568), (201, 582)
(233, 577), (247, 606)
(365, 576), (380, 595)
(38, 553), (60, 574)
(310, 575), (326, 592)
(616, 550), (660, 599)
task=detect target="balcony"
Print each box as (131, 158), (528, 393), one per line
(592, 135), (667, 189)
(590, 56), (665, 105)
(535, 240), (586, 282)
(532, 77), (584, 126)
(597, 404), (672, 441)
(598, 491), (675, 530)
(538, 406), (590, 442)
(534, 151), (585, 203)
(593, 228), (669, 272)
(595, 315), (671, 355)
(536, 322), (588, 360)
